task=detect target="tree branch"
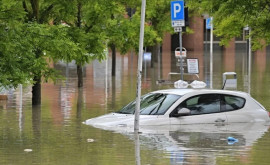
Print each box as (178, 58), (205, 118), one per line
(22, 0), (32, 20)
(85, 24), (93, 33)
(30, 0), (39, 21)
(76, 2), (82, 28)
(40, 4), (54, 23)
(22, 0), (28, 13)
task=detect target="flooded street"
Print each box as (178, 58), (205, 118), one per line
(1, 46), (270, 165)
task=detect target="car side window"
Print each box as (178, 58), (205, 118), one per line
(192, 94), (220, 115)
(221, 95), (245, 112)
(173, 94), (221, 116)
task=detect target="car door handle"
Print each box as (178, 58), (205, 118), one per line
(215, 118), (225, 122)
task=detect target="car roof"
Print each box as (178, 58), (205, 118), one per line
(152, 88), (249, 97)
(152, 89), (196, 95)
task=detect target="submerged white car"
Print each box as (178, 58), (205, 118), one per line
(84, 89), (270, 130)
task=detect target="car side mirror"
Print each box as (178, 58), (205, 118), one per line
(178, 108), (191, 116)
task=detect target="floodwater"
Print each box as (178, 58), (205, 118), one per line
(1, 44), (270, 165)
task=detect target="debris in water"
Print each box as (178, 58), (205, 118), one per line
(24, 149), (33, 152)
(87, 139), (95, 143)
(227, 136), (238, 145)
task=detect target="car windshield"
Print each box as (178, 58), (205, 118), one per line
(117, 93), (181, 115)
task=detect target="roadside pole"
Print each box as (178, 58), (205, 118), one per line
(205, 17), (211, 85)
(210, 17), (213, 89)
(179, 28), (183, 80)
(19, 84), (23, 134)
(105, 47), (109, 107)
(248, 28), (252, 94)
(157, 43), (161, 80)
(134, 0), (146, 132)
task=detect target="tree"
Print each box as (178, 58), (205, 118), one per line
(1, 0), (112, 105)
(186, 0), (270, 49)
(60, 0), (107, 87)
(107, 0), (174, 71)
(129, 0), (173, 68)
(145, 0), (172, 67)
(0, 1), (31, 88)
(21, 0), (90, 105)
(0, 0), (100, 105)
(102, 0), (139, 76)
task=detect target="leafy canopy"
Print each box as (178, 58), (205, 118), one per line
(186, 0), (270, 49)
(0, 0), (109, 87)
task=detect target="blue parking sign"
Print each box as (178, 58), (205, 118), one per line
(171, 1), (185, 21)
(206, 18), (212, 30)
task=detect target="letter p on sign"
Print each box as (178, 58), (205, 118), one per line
(173, 3), (181, 18)
(171, 1), (184, 21)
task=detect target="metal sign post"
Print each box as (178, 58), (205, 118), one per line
(248, 28), (252, 94)
(134, 0), (146, 132)
(171, 0), (185, 80)
(179, 28), (184, 80)
(209, 17), (213, 89)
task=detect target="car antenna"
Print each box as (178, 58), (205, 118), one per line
(222, 79), (227, 90)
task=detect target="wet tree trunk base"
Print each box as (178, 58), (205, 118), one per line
(32, 77), (41, 105)
(77, 64), (83, 87)
(111, 44), (116, 77)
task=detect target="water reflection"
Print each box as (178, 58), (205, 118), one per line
(32, 105), (41, 139)
(122, 123), (269, 165)
(134, 131), (141, 165)
(60, 83), (75, 120)
(18, 84), (23, 133)
(76, 87), (83, 120)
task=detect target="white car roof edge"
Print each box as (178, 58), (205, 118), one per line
(151, 88), (249, 97)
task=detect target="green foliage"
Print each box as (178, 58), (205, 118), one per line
(98, 0), (174, 54)
(145, 0), (172, 40)
(0, 20), (82, 87)
(186, 0), (270, 49)
(0, 0), (108, 88)
(128, 0), (173, 51)
(96, 0), (138, 54)
(59, 0), (109, 63)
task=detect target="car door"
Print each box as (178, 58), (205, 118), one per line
(170, 94), (227, 125)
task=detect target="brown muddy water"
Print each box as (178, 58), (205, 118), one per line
(1, 44), (270, 165)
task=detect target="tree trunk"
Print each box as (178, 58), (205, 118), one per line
(77, 64), (83, 87)
(151, 44), (160, 68)
(76, 2), (83, 88)
(29, 0), (42, 105)
(157, 43), (161, 80)
(111, 44), (116, 77)
(32, 76), (41, 105)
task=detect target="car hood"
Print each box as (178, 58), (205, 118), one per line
(84, 113), (135, 128)
(83, 113), (173, 133)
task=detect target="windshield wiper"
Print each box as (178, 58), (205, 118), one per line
(148, 95), (167, 115)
